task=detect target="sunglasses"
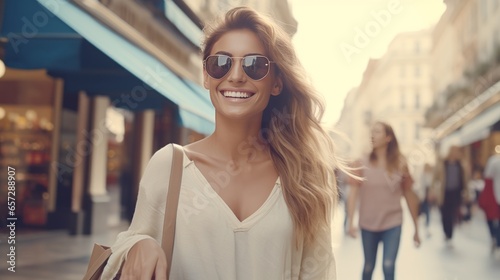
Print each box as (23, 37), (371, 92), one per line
(204, 54), (274, 81)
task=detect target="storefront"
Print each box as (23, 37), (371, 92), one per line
(434, 81), (500, 170)
(0, 69), (61, 227)
(0, 0), (214, 233)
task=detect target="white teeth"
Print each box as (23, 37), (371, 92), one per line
(223, 91), (252, 98)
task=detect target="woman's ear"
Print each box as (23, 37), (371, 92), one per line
(203, 71), (209, 89)
(271, 76), (283, 96)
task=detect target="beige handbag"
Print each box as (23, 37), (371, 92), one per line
(82, 144), (184, 280)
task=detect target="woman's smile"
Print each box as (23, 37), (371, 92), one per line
(220, 90), (256, 99)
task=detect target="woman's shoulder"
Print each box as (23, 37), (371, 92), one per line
(396, 155), (411, 174)
(398, 155), (409, 168)
(150, 143), (176, 162)
(139, 144), (179, 205)
(143, 144), (181, 173)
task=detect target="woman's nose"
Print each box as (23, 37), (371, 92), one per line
(227, 58), (246, 82)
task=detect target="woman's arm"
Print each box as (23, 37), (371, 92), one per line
(347, 184), (360, 238)
(403, 188), (421, 247)
(401, 163), (421, 247)
(102, 188), (167, 279)
(102, 144), (176, 279)
(299, 224), (336, 280)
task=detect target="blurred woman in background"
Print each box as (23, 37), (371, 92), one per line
(347, 121), (420, 280)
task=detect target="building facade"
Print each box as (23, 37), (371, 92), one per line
(425, 0), (500, 171)
(336, 29), (435, 172)
(181, 0), (297, 35)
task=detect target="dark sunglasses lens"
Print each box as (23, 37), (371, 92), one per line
(242, 56), (270, 80)
(206, 56), (231, 79)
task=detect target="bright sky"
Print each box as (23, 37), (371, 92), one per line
(289, 0), (446, 126)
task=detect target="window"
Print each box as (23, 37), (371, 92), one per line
(414, 41), (420, 54)
(482, 0), (488, 21)
(415, 90), (420, 109)
(400, 90), (406, 109)
(496, 28), (500, 45)
(400, 123), (406, 143)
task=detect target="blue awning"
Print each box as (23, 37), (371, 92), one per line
(182, 79), (212, 106)
(1, 0), (214, 135)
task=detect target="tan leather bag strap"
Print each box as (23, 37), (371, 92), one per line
(161, 144), (183, 278)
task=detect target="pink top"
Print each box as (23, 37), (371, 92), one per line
(358, 158), (413, 231)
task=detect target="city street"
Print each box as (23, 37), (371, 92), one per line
(1, 1), (499, 279)
(0, 206), (499, 280)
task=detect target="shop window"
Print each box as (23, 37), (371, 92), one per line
(0, 78), (56, 227)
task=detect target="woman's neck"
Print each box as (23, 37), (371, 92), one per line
(208, 117), (269, 162)
(374, 146), (387, 166)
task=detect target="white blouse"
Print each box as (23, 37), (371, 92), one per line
(102, 144), (336, 280)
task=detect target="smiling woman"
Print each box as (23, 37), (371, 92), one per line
(202, 28), (280, 120)
(102, 6), (344, 280)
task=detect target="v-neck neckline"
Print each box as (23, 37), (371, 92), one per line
(180, 147), (281, 230)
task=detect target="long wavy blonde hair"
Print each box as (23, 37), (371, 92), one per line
(202, 7), (340, 246)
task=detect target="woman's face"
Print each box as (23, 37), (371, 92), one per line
(371, 123), (390, 149)
(203, 28), (282, 120)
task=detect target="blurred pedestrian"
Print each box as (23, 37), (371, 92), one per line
(102, 7), (341, 279)
(463, 166), (484, 221)
(347, 121), (421, 280)
(469, 167), (485, 204)
(418, 163), (434, 237)
(460, 171), (476, 222)
(432, 146), (469, 246)
(483, 149), (500, 256)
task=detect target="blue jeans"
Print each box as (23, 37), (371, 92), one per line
(361, 225), (402, 280)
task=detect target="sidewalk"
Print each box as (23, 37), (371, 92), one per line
(0, 225), (127, 280)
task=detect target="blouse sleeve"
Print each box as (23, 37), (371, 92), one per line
(101, 144), (175, 279)
(299, 224), (337, 280)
